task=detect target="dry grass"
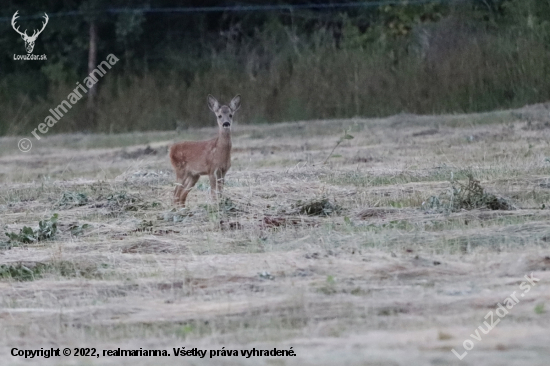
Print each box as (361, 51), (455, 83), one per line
(1, 104), (550, 365)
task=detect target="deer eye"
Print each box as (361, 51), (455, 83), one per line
(217, 115), (221, 118)
(229, 114), (233, 118)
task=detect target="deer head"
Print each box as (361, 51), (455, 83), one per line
(12, 11), (49, 54)
(207, 95), (241, 130)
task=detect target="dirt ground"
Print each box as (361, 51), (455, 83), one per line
(1, 105), (549, 365)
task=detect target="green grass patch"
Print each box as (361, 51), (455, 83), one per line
(0, 260), (108, 282)
(3, 214), (58, 246)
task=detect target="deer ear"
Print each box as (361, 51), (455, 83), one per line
(207, 95), (219, 112)
(230, 95), (241, 112)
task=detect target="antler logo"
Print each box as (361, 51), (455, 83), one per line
(11, 11), (49, 54)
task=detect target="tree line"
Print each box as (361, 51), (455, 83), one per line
(1, 0), (549, 135)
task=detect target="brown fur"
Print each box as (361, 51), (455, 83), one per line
(170, 95), (241, 206)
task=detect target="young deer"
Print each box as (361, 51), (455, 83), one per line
(169, 94), (241, 206)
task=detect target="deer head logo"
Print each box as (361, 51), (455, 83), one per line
(11, 11), (49, 54)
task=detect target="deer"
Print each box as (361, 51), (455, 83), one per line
(169, 95), (241, 206)
(11, 11), (49, 54)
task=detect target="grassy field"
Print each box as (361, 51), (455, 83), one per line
(1, 104), (549, 365)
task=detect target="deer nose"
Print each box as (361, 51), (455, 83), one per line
(222, 122), (230, 128)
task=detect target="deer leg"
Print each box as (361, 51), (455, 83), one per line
(210, 170), (226, 202)
(173, 169), (186, 205)
(178, 174), (199, 206)
(209, 173), (218, 201)
(217, 172), (225, 196)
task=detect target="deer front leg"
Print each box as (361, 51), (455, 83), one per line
(209, 174), (218, 201)
(209, 169), (225, 201)
(217, 173), (225, 196)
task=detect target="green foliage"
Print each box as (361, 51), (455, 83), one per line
(343, 216), (353, 226)
(0, 260), (103, 282)
(294, 197), (340, 216)
(69, 223), (91, 236)
(425, 175), (515, 212)
(115, 10), (145, 43)
(2, 1), (550, 135)
(318, 275), (337, 295)
(58, 191), (89, 207)
(5, 226), (37, 244)
(52, 260), (104, 279)
(341, 15), (374, 50)
(258, 271), (275, 280)
(176, 325), (195, 338)
(4, 214), (59, 244)
(534, 303), (545, 314)
(450, 175), (515, 211)
(0, 263), (47, 281)
(115, 9), (146, 66)
(105, 192), (139, 211)
(378, 1), (444, 38)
